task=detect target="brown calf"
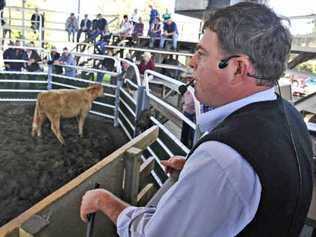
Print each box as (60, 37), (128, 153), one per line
(32, 84), (104, 144)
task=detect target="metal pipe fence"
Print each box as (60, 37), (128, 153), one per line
(0, 46), (201, 187)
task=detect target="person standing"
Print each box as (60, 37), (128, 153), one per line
(57, 47), (76, 77)
(148, 4), (159, 35)
(25, 42), (41, 72)
(3, 40), (28, 71)
(48, 46), (62, 74)
(138, 52), (155, 75)
(65, 13), (78, 42)
(77, 14), (92, 42)
(80, 3), (313, 237)
(31, 8), (45, 41)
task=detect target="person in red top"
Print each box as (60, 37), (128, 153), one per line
(138, 52), (155, 75)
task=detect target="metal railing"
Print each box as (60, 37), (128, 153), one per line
(0, 44), (199, 187)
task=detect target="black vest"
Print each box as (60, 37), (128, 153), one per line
(188, 98), (313, 236)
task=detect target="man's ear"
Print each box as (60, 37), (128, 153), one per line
(233, 56), (252, 80)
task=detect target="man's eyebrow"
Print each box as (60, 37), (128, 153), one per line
(196, 44), (208, 53)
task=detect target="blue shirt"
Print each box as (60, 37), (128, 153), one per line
(117, 88), (277, 237)
(58, 54), (76, 77)
(163, 21), (178, 35)
(149, 9), (159, 23)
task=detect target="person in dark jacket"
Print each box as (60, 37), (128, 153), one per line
(31, 8), (45, 41)
(3, 40), (28, 71)
(77, 14), (92, 42)
(80, 3), (313, 237)
(48, 46), (62, 74)
(89, 13), (108, 42)
(25, 42), (41, 72)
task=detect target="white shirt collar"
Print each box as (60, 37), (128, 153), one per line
(197, 88), (277, 133)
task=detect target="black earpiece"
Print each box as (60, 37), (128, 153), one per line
(218, 55), (240, 69)
(218, 60), (229, 69)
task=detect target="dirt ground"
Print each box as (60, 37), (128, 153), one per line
(0, 102), (128, 226)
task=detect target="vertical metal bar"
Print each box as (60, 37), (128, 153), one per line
(47, 60), (53, 90)
(77, 0), (81, 22)
(38, 16), (42, 47)
(134, 85), (150, 137)
(22, 0), (26, 39)
(134, 85), (145, 137)
(8, 8), (11, 38)
(113, 79), (123, 127)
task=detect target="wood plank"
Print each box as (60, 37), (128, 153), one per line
(124, 147), (142, 205)
(137, 183), (156, 206)
(0, 126), (159, 237)
(139, 157), (155, 189)
(140, 157), (155, 179)
(20, 215), (49, 236)
(19, 228), (33, 237)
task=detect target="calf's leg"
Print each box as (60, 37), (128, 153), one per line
(48, 115), (65, 144)
(36, 112), (46, 137)
(78, 112), (87, 137)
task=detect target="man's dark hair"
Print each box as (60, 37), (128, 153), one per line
(123, 15), (128, 19)
(204, 2), (292, 86)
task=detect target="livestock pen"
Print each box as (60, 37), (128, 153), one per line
(0, 44), (197, 236)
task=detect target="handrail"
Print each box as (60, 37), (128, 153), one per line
(119, 58), (141, 86)
(144, 69), (197, 129)
(106, 45), (194, 57)
(5, 5), (120, 18)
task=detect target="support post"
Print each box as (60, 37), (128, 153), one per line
(134, 85), (150, 137)
(38, 16), (42, 48)
(22, 0), (26, 39)
(124, 147), (142, 205)
(113, 78), (123, 127)
(47, 51), (53, 90)
(8, 7), (11, 38)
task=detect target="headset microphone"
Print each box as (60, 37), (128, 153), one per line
(218, 55), (240, 69)
(178, 79), (195, 95)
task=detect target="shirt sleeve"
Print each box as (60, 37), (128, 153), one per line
(116, 141), (262, 237)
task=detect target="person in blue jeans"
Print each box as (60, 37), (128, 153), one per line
(160, 15), (178, 50)
(148, 4), (159, 35)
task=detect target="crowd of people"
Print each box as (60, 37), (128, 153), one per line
(2, 40), (76, 77)
(61, 4), (179, 51)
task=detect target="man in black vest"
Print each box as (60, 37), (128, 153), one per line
(80, 3), (313, 236)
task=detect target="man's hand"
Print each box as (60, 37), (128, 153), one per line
(80, 188), (129, 224)
(80, 188), (109, 223)
(160, 156), (186, 177)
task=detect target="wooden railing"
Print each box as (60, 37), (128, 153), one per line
(0, 126), (159, 237)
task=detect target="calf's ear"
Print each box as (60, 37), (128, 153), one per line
(88, 84), (103, 96)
